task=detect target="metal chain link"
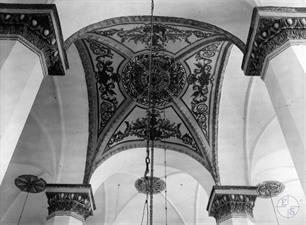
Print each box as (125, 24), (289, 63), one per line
(142, 1), (155, 225)
(148, 1), (154, 225)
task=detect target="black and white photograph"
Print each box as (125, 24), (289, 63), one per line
(0, 0), (305, 224)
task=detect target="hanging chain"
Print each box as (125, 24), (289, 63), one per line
(144, 0), (154, 180)
(142, 1), (155, 225)
(113, 184), (120, 225)
(164, 148), (168, 225)
(149, 1), (154, 225)
(17, 192), (29, 225)
(269, 190), (280, 225)
(162, 104), (168, 225)
(140, 197), (148, 225)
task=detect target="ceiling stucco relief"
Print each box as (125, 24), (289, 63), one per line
(67, 16), (245, 184)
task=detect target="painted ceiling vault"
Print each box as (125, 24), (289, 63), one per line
(66, 16), (245, 184)
(1, 1), (306, 225)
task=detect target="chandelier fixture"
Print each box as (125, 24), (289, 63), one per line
(144, 1), (155, 224)
(133, 1), (170, 225)
(14, 175), (46, 225)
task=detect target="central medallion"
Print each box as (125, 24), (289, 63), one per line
(122, 53), (186, 107)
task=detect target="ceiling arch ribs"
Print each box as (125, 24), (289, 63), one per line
(65, 16), (245, 54)
(159, 191), (187, 225)
(179, 41), (231, 143)
(69, 15), (246, 185)
(177, 40), (233, 182)
(249, 115), (277, 170)
(27, 111), (58, 178)
(210, 41), (233, 183)
(74, 39), (136, 183)
(74, 39), (99, 183)
(242, 78), (254, 182)
(96, 140), (210, 173)
(90, 100), (136, 178)
(169, 98), (213, 173)
(110, 192), (139, 225)
(175, 35), (233, 60)
(193, 183), (200, 224)
(79, 32), (135, 58)
(95, 103), (212, 171)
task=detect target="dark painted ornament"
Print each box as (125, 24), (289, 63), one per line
(15, 174), (46, 193)
(257, 180), (285, 198)
(122, 53), (186, 107)
(135, 177), (165, 194)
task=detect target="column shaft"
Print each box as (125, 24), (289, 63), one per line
(242, 7), (306, 195)
(47, 216), (83, 225)
(220, 218), (254, 225)
(0, 40), (43, 185)
(263, 44), (306, 192)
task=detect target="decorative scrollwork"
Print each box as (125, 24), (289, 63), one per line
(108, 109), (199, 153)
(187, 43), (220, 138)
(122, 53), (186, 107)
(93, 23), (214, 50)
(85, 39), (120, 135)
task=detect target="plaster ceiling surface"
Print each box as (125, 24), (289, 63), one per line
(68, 15), (239, 185)
(0, 0), (305, 225)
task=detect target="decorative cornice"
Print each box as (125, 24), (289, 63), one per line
(207, 185), (258, 224)
(242, 7), (306, 76)
(45, 184), (96, 222)
(0, 3), (68, 76)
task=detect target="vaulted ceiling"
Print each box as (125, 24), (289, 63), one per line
(65, 16), (244, 184)
(0, 1), (305, 225)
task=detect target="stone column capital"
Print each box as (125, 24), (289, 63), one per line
(207, 185), (258, 224)
(45, 184), (96, 222)
(242, 7), (306, 77)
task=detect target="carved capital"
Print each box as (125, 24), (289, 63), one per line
(242, 7), (306, 76)
(207, 185), (258, 224)
(45, 184), (96, 222)
(0, 3), (68, 75)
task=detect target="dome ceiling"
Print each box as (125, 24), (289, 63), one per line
(66, 16), (245, 184)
